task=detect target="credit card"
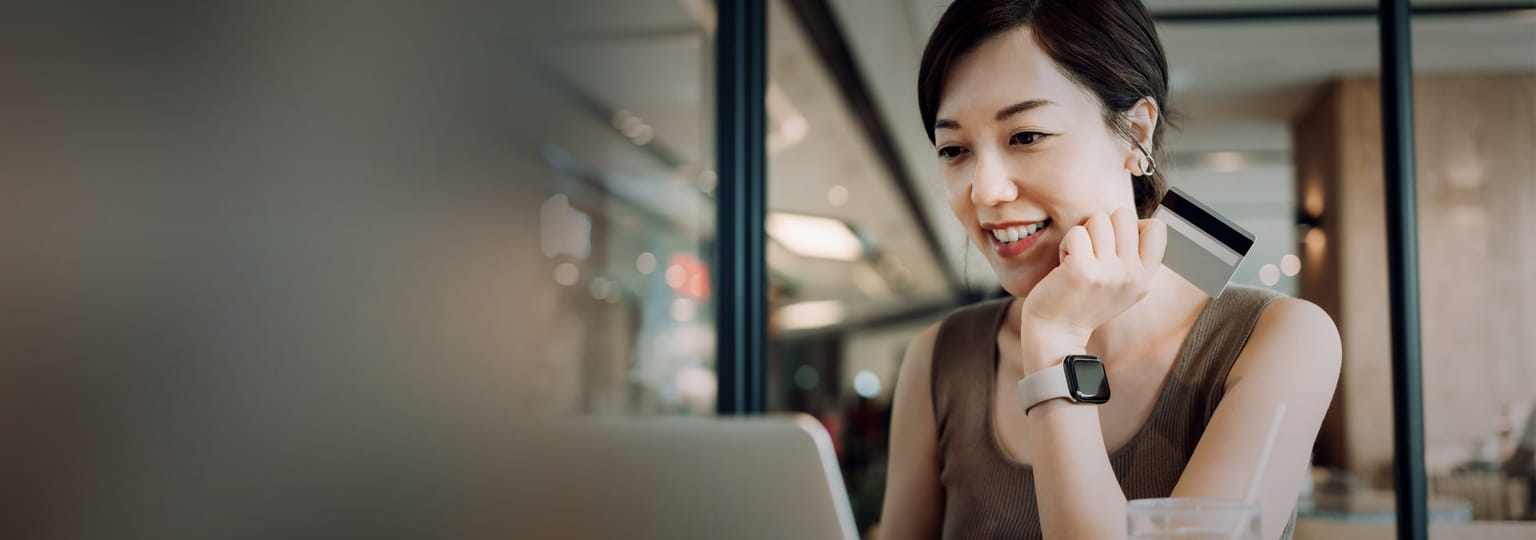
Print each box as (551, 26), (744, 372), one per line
(1153, 186), (1255, 298)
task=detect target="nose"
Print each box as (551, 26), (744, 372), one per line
(969, 149), (1018, 207)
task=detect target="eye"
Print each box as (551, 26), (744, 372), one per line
(936, 146), (967, 161)
(1010, 132), (1048, 146)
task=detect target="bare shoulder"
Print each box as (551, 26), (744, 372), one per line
(881, 319), (948, 540)
(897, 320), (944, 389)
(1254, 297), (1341, 359)
(1232, 296), (1341, 381)
(887, 320), (945, 436)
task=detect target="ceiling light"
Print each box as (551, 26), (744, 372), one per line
(675, 366), (716, 402)
(1280, 254), (1301, 276)
(853, 370), (881, 399)
(777, 300), (845, 330)
(1205, 151), (1247, 172)
(666, 264), (688, 288)
(827, 185), (849, 207)
(1259, 264), (1280, 286)
(766, 212), (864, 261)
(611, 109), (633, 130)
(1303, 183), (1325, 217)
(629, 124), (654, 145)
(554, 263), (579, 286)
(620, 116), (644, 134)
(671, 298), (696, 322)
(1305, 227), (1328, 253)
(539, 194), (591, 259)
(636, 252), (657, 275)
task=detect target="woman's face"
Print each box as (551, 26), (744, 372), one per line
(933, 26), (1143, 298)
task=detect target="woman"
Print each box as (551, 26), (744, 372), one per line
(877, 1), (1341, 539)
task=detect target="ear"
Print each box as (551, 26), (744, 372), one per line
(1121, 97), (1160, 173)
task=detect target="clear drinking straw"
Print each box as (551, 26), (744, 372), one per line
(1234, 402), (1288, 538)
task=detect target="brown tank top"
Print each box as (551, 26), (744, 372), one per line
(930, 285), (1294, 539)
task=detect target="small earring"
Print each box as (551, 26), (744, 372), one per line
(1136, 143), (1156, 176)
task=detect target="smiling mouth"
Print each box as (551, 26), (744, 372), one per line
(989, 219), (1051, 245)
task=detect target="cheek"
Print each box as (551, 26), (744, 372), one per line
(941, 169), (974, 217)
(947, 191), (979, 235)
(941, 159), (976, 196)
(1017, 149), (1096, 204)
(1043, 139), (1133, 206)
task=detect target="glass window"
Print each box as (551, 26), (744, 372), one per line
(517, 0), (718, 415)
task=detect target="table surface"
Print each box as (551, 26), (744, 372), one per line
(1301, 487), (1473, 523)
(1294, 519), (1536, 540)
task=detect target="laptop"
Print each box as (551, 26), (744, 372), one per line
(507, 414), (860, 540)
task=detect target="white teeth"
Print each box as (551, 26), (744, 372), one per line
(990, 221), (1049, 244)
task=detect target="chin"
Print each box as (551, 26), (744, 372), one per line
(991, 262), (1051, 299)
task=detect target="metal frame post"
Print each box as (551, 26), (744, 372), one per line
(715, 0), (768, 415)
(1377, 1), (1427, 538)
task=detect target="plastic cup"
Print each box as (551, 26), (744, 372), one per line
(1126, 498), (1260, 540)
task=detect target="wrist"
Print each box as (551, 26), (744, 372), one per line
(1019, 315), (1093, 346)
(1016, 355), (1111, 416)
(1019, 319), (1091, 374)
(1023, 394), (1088, 418)
(1020, 343), (1089, 376)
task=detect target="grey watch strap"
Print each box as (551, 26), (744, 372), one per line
(1017, 362), (1072, 415)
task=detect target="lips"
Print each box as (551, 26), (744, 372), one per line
(985, 218), (1051, 259)
(989, 221), (1048, 243)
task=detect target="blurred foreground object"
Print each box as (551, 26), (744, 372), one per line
(507, 414), (859, 540)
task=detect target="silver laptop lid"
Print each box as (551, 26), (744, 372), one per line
(509, 414), (859, 540)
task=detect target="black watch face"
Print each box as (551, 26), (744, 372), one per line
(1064, 355), (1110, 404)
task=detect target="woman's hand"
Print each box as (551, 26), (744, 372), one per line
(1017, 207), (1167, 372)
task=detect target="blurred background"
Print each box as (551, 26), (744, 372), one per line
(1, 0), (1532, 538)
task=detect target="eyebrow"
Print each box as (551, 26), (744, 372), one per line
(933, 99), (1056, 131)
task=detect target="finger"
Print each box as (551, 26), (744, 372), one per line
(1138, 218), (1168, 269)
(1060, 224), (1092, 264)
(1085, 212), (1114, 259)
(1112, 207), (1139, 262)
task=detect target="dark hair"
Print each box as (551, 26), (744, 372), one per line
(918, 0), (1172, 218)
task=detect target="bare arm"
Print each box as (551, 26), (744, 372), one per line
(1014, 209), (1159, 539)
(1019, 334), (1126, 539)
(877, 322), (944, 540)
(1021, 299), (1340, 540)
(1014, 210), (1340, 540)
(1170, 298), (1341, 540)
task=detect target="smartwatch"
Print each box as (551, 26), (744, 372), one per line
(1016, 354), (1111, 415)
